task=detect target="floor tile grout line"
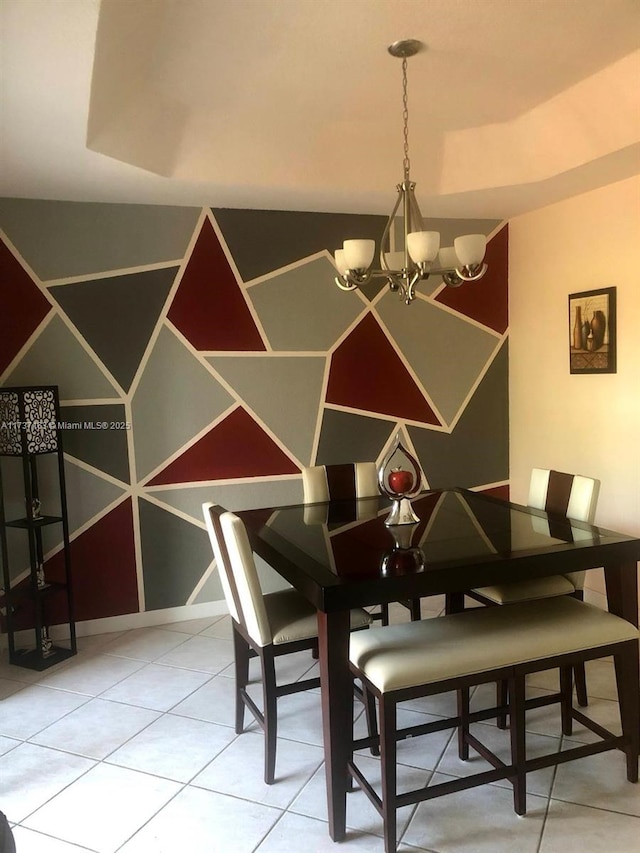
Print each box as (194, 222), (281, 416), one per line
(3, 615), (636, 852)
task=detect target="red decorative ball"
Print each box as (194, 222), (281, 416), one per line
(388, 468), (414, 494)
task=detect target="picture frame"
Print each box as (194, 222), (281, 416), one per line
(568, 286), (616, 374)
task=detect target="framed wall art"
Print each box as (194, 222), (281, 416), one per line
(569, 286), (616, 374)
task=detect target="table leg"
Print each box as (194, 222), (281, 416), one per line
(604, 560), (639, 626)
(317, 609), (352, 842)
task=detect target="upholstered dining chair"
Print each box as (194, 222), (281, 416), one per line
(202, 502), (373, 784)
(461, 468), (600, 710)
(302, 463), (422, 625)
(349, 596), (638, 853)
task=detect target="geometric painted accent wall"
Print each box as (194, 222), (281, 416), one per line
(0, 198), (508, 623)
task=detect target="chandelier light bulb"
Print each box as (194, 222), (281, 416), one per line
(454, 234), (487, 267)
(334, 248), (349, 274)
(407, 231), (440, 264)
(343, 239), (375, 272)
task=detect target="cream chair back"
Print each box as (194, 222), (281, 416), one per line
(203, 503), (272, 647)
(302, 462), (378, 504)
(528, 468), (599, 523)
(527, 468), (600, 591)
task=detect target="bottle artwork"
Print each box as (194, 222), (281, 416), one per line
(573, 304), (607, 353)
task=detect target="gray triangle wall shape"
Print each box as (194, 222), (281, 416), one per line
(139, 498), (220, 611)
(59, 404), (130, 483)
(409, 340), (509, 489)
(51, 267), (178, 391)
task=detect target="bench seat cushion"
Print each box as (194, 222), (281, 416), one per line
(349, 597), (637, 693)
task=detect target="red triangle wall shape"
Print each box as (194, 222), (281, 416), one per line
(45, 499), (139, 623)
(147, 407), (299, 485)
(435, 225), (508, 334)
(168, 219), (265, 351)
(326, 314), (440, 425)
(0, 239), (51, 374)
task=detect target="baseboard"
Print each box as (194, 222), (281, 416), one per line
(0, 599), (230, 649)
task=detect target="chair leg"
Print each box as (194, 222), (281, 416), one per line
(574, 661), (588, 707)
(614, 641), (640, 783)
(496, 679), (509, 730)
(232, 623), (250, 734)
(380, 603), (390, 626)
(570, 590), (589, 707)
(509, 674), (527, 816)
(379, 694), (397, 853)
(262, 648), (278, 785)
(457, 686), (470, 760)
(559, 665), (574, 736)
(445, 592), (465, 615)
(409, 598), (421, 621)
(362, 684), (380, 757)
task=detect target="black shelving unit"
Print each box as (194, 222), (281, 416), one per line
(0, 386), (76, 670)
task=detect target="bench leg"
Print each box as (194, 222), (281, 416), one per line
(457, 686), (470, 760)
(574, 661), (588, 707)
(496, 679), (509, 729)
(509, 674), (527, 815)
(614, 641), (640, 783)
(560, 666), (574, 736)
(380, 695), (398, 853)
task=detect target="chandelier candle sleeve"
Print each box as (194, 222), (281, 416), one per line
(333, 39), (488, 304)
(343, 239), (376, 272)
(407, 231), (440, 264)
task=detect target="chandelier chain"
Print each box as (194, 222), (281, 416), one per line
(402, 57), (410, 180)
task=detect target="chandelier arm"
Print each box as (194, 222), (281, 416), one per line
(334, 275), (360, 292)
(407, 185), (424, 234)
(431, 262), (488, 284)
(454, 262), (488, 282)
(379, 188), (404, 271)
(404, 270), (423, 304)
(402, 180), (413, 272)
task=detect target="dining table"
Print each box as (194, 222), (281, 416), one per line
(237, 487), (640, 842)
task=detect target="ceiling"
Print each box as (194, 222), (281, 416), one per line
(2, 0), (639, 219)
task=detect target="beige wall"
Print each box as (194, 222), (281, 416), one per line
(509, 175), (640, 599)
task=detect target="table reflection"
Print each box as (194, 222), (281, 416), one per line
(250, 489), (602, 583)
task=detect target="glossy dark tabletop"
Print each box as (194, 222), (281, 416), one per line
(238, 489), (640, 612)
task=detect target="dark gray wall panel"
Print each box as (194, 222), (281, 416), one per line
(212, 208), (387, 282)
(139, 499), (219, 610)
(59, 404), (130, 483)
(315, 409), (395, 466)
(0, 199), (200, 280)
(51, 267), (177, 391)
(409, 340), (509, 489)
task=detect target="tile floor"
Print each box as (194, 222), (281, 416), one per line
(0, 598), (638, 852)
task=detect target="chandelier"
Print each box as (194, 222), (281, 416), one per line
(334, 40), (488, 305)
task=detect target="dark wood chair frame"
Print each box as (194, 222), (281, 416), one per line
(208, 505), (377, 784)
(351, 638), (639, 853)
